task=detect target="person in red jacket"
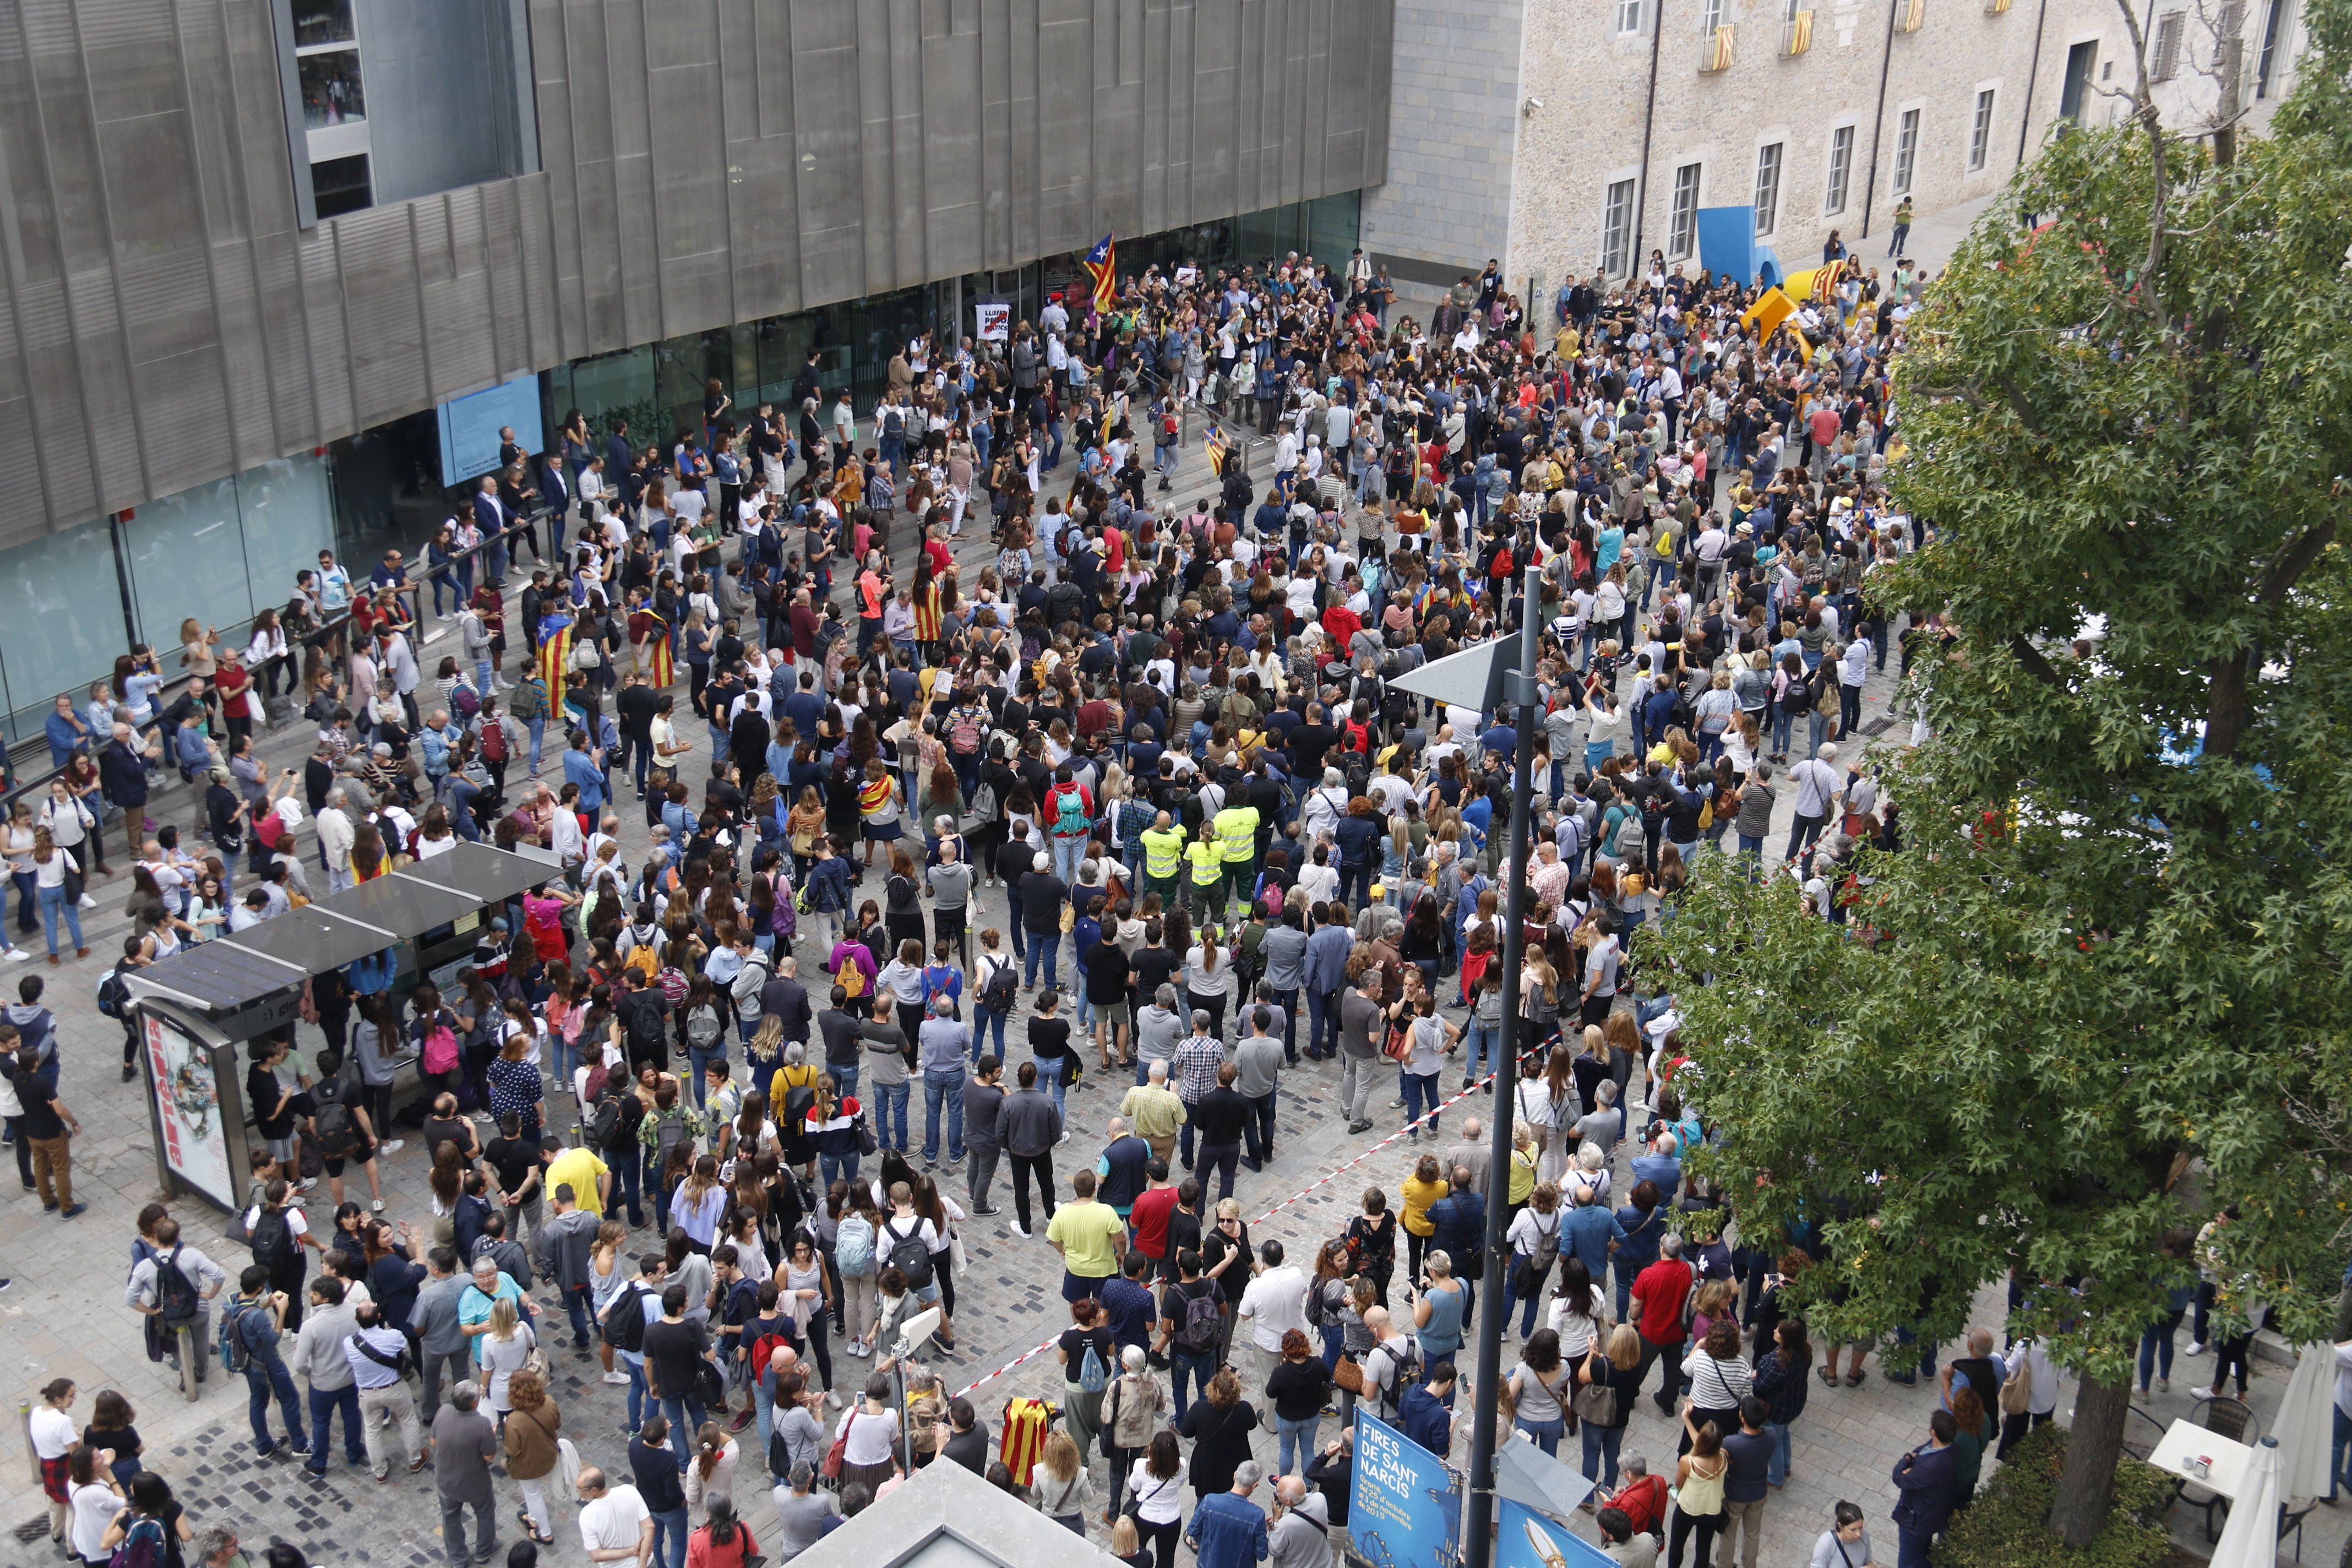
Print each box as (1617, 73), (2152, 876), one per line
(1044, 765), (1095, 887)
(1630, 1233), (1696, 1416)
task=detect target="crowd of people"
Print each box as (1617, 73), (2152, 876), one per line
(30, 229), (1981, 1568)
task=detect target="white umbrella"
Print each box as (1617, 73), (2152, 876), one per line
(2272, 1342), (2337, 1504)
(2210, 1434), (2280, 1568)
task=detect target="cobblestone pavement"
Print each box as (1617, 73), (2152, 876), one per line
(2, 429), (2324, 1567)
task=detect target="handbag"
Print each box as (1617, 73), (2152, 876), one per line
(1570, 1375), (1618, 1426)
(1381, 1020), (1413, 1063)
(1997, 1355), (2031, 1416)
(856, 1113), (879, 1157)
(1333, 1354), (1366, 1395)
(822, 1409), (858, 1481)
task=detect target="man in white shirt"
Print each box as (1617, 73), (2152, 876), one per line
(1235, 1238), (1309, 1393)
(1785, 743), (1844, 864)
(575, 1467), (655, 1564)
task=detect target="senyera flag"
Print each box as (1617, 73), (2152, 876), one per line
(1084, 235), (1118, 312)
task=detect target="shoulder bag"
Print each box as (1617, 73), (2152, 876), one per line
(822, 1409), (858, 1481)
(1570, 1351), (1619, 1425)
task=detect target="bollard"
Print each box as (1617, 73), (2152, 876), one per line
(176, 1325), (200, 1403)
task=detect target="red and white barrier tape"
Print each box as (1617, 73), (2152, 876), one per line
(951, 1044), (1553, 1401)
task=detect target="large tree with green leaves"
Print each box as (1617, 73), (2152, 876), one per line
(1656, 0), (2352, 1545)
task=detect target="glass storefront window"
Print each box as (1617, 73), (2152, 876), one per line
(235, 454), (338, 623)
(0, 515), (124, 741)
(298, 50), (365, 128)
(123, 478), (254, 657)
(291, 0), (355, 47)
(548, 346), (656, 456)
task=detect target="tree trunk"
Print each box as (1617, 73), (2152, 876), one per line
(2048, 1370), (2132, 1547)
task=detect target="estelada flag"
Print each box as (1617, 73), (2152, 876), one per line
(641, 611), (674, 689)
(536, 611), (574, 698)
(1205, 423), (1232, 477)
(1084, 234), (1118, 312)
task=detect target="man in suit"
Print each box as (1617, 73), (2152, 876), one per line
(538, 451), (570, 560)
(471, 476), (510, 592)
(1888, 1408), (1961, 1568)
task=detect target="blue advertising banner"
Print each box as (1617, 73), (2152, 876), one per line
(1349, 1411), (1463, 1568)
(1495, 1499), (1618, 1568)
(437, 374), (542, 487)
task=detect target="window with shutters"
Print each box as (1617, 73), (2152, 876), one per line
(1668, 164), (1703, 259)
(1754, 143), (1784, 236)
(1968, 88), (1996, 171)
(1823, 125), (1855, 214)
(1893, 108), (1920, 194)
(2152, 12), (2185, 78)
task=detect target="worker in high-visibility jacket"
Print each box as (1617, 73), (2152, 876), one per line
(1213, 799), (1261, 919)
(1185, 820), (1227, 924)
(1140, 810), (1188, 907)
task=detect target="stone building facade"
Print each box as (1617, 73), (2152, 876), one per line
(1366, 0), (2309, 302)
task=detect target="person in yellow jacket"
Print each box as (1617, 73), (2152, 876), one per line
(1140, 810), (1188, 907)
(1184, 820), (1226, 924)
(1213, 800), (1261, 918)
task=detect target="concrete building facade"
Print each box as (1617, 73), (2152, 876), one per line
(1368, 0), (2309, 306)
(0, 0), (1391, 739)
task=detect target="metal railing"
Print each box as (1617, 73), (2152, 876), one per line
(1701, 22), (1735, 69)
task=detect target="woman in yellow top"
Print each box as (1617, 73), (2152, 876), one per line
(1507, 1123), (1539, 1211)
(1400, 1152), (1449, 1282)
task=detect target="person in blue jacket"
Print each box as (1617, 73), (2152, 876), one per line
(1397, 1359), (1456, 1456)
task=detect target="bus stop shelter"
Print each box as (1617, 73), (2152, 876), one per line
(121, 842), (555, 1213)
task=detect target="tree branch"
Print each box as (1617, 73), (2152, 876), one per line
(2258, 519), (2339, 602)
(1992, 373), (2047, 439)
(2010, 635), (2067, 690)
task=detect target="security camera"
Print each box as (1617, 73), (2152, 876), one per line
(1523, 97), (1546, 115)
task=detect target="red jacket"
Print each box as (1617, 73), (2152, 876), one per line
(1611, 1472), (1670, 1537)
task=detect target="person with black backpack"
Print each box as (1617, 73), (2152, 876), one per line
(242, 1178), (313, 1330)
(1157, 1248), (1227, 1424)
(127, 1216), (226, 1381)
(592, 1080), (647, 1229)
(220, 1264), (308, 1462)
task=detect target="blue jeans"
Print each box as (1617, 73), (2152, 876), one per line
(613, 1148), (644, 1227)
(1305, 988), (1340, 1059)
(651, 1502), (690, 1568)
(1170, 1347), (1217, 1422)
(1517, 1415), (1563, 1457)
(1580, 1419), (1625, 1489)
(1036, 1053), (1068, 1118)
(1897, 1526), (1934, 1568)
(873, 1081), (909, 1151)
(558, 1282), (594, 1348)
(619, 1354), (649, 1429)
(1024, 931), (1061, 990)
(1052, 835), (1086, 887)
(971, 1005), (1008, 1064)
(1277, 1412), (1321, 1477)
(1765, 1420), (1792, 1488)
(818, 1151), (861, 1189)
(526, 715), (545, 775)
(36, 884), (80, 956)
(2138, 1309), (2184, 1391)
(1268, 987), (1300, 1061)
(1462, 1021), (1500, 1083)
(923, 1070), (967, 1162)
(307, 1381), (363, 1471)
(688, 1044), (725, 1107)
(660, 1393), (707, 1471)
(243, 1355), (306, 1455)
(1402, 1070), (1442, 1136)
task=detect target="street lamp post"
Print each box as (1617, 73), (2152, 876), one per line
(1462, 563), (1542, 1568)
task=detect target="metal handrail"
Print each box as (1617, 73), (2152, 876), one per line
(2, 505), (553, 814)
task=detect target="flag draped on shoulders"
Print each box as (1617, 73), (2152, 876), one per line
(537, 611), (574, 697)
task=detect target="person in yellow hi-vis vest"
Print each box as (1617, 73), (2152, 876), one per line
(1184, 821), (1226, 924)
(1213, 799), (1261, 918)
(1140, 810), (1188, 907)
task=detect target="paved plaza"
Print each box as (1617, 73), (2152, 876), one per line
(0, 429), (2320, 1568)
